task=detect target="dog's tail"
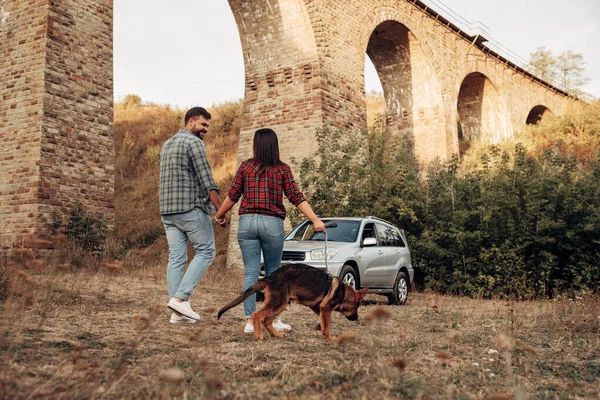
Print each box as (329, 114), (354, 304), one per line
(217, 280), (268, 320)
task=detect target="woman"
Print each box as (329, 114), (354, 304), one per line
(214, 128), (325, 334)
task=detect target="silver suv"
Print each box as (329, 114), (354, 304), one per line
(282, 216), (413, 305)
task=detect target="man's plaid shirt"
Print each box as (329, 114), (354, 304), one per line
(159, 129), (219, 215)
(228, 159), (306, 220)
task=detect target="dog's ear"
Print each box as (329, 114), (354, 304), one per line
(356, 287), (368, 301)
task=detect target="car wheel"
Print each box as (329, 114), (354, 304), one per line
(388, 271), (409, 305)
(340, 265), (358, 290)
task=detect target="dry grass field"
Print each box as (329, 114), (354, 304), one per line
(1, 243), (599, 400)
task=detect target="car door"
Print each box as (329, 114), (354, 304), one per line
(375, 222), (399, 281)
(359, 222), (388, 287)
(387, 226), (410, 279)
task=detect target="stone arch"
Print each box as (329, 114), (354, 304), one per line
(526, 105), (554, 125)
(226, 0), (322, 151)
(228, 0), (319, 77)
(457, 71), (513, 153)
(358, 9), (448, 164)
(358, 6), (445, 88)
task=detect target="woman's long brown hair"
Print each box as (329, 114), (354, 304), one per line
(252, 128), (282, 171)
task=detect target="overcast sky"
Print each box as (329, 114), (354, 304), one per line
(114, 0), (600, 108)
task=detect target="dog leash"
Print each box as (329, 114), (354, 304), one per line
(324, 229), (329, 275)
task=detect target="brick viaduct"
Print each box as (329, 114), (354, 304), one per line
(1, 1), (576, 259)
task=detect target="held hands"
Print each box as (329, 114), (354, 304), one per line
(215, 215), (227, 228)
(214, 196), (235, 229)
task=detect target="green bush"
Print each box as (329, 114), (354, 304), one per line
(66, 202), (107, 256)
(294, 107), (600, 299)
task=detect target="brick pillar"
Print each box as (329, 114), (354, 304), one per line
(0, 0), (114, 247)
(0, 0), (46, 246)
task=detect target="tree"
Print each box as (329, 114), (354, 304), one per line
(529, 48), (591, 98)
(556, 50), (591, 97)
(529, 47), (557, 83)
(122, 94), (142, 108)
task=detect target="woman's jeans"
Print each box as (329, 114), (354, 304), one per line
(238, 214), (285, 318)
(161, 207), (215, 301)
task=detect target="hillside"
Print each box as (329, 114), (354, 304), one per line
(113, 99), (242, 265)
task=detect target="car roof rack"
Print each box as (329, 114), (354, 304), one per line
(365, 216), (395, 226)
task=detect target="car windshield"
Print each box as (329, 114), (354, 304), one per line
(286, 220), (360, 243)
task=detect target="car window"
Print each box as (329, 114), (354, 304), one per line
(361, 222), (378, 245)
(376, 223), (396, 247)
(290, 220), (361, 242)
(289, 221), (311, 241)
(390, 228), (406, 247)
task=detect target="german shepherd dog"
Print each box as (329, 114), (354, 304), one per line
(218, 263), (368, 341)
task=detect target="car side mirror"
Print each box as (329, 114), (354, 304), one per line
(363, 237), (377, 247)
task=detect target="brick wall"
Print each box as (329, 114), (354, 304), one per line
(0, 0), (113, 247)
(0, 0), (48, 246)
(39, 0), (114, 235)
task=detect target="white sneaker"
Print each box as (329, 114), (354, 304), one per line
(170, 312), (197, 325)
(243, 318), (292, 334)
(244, 320), (254, 334)
(167, 298), (200, 320)
(272, 318), (292, 332)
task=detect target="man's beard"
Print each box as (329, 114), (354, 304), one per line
(192, 129), (207, 140)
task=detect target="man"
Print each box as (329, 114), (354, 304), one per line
(159, 107), (225, 324)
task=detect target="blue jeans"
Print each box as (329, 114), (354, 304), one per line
(238, 214), (285, 318)
(161, 208), (215, 301)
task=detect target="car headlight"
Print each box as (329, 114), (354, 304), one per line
(310, 248), (338, 260)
